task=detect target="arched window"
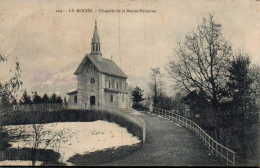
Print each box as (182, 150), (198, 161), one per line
(122, 94), (124, 102)
(112, 80), (115, 88)
(121, 82), (124, 90)
(116, 82), (119, 89)
(108, 80), (111, 88)
(74, 95), (77, 104)
(110, 94), (113, 102)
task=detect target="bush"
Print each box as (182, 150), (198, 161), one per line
(1, 148), (60, 162)
(132, 103), (149, 111)
(67, 144), (141, 165)
(0, 130), (11, 150)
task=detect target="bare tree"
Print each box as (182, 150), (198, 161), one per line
(166, 14), (233, 140)
(0, 54), (22, 150)
(148, 67), (164, 107)
(10, 111), (71, 166)
(0, 55), (22, 109)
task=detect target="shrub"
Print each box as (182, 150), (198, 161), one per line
(132, 103), (149, 111)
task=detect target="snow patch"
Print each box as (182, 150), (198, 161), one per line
(0, 160), (42, 166)
(175, 123), (182, 127)
(130, 110), (145, 116)
(5, 120), (140, 165)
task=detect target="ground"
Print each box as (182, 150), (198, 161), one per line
(101, 110), (225, 166)
(2, 110), (239, 166)
(3, 120), (140, 166)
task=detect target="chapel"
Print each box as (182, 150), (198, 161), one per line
(67, 21), (130, 109)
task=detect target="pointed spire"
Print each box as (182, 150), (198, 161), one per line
(92, 21), (100, 43)
(91, 21), (101, 55)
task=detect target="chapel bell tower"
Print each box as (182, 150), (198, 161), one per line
(91, 21), (102, 56)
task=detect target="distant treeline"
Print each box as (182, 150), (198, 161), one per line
(17, 90), (67, 105)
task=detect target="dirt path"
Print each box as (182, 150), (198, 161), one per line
(102, 111), (224, 166)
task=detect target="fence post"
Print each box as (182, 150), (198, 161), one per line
(162, 109), (164, 117)
(204, 134), (206, 145)
(227, 150), (228, 165)
(221, 147), (223, 161)
(162, 109), (164, 118)
(233, 152), (235, 166)
(163, 109), (164, 117)
(211, 139), (214, 153)
(216, 144), (218, 157)
(208, 138), (210, 150)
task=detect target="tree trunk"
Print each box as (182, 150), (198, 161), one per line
(31, 149), (36, 166)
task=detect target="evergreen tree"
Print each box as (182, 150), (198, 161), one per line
(50, 93), (57, 103)
(11, 98), (17, 105)
(32, 91), (42, 104)
(63, 97), (67, 105)
(226, 54), (259, 157)
(20, 90), (32, 104)
(131, 86), (145, 103)
(42, 93), (49, 104)
(56, 96), (63, 104)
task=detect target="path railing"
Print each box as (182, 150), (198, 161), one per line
(14, 103), (68, 111)
(150, 107), (235, 166)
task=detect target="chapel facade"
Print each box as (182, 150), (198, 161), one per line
(67, 21), (131, 109)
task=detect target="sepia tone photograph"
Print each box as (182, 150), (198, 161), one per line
(0, 0), (259, 166)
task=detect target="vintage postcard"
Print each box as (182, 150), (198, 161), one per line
(0, 0), (259, 166)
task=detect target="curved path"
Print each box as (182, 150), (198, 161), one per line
(102, 110), (224, 166)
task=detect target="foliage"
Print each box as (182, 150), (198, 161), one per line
(166, 13), (259, 160)
(132, 103), (149, 111)
(131, 86), (145, 103)
(56, 96), (63, 104)
(50, 93), (57, 103)
(225, 54), (259, 157)
(0, 131), (11, 150)
(182, 90), (211, 125)
(166, 13), (233, 140)
(155, 93), (174, 111)
(19, 92), (63, 104)
(42, 93), (49, 104)
(63, 97), (68, 105)
(20, 90), (32, 104)
(0, 54), (23, 152)
(32, 91), (42, 104)
(0, 55), (23, 108)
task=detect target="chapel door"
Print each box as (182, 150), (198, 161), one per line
(90, 96), (95, 106)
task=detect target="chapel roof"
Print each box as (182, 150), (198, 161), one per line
(74, 54), (127, 79)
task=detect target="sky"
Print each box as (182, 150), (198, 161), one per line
(0, 0), (260, 98)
